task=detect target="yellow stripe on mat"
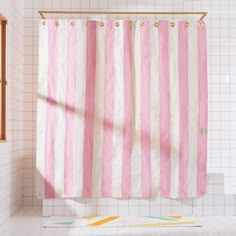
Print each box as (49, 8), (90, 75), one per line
(83, 216), (96, 220)
(166, 216), (182, 219)
(87, 216), (120, 226)
(127, 221), (196, 227)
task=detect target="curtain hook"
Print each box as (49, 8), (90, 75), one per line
(185, 17), (189, 28)
(86, 15), (89, 27)
(71, 18), (75, 27)
(115, 14), (120, 27)
(154, 16), (159, 27)
(55, 18), (59, 27)
(127, 16), (132, 28)
(199, 20), (204, 27)
(141, 17), (145, 27)
(100, 15), (104, 27)
(170, 16), (175, 27)
(70, 15), (75, 26)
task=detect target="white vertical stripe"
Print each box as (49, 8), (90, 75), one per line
(188, 21), (198, 197)
(92, 21), (105, 197)
(54, 20), (68, 197)
(73, 20), (87, 197)
(149, 20), (160, 198)
(112, 20), (125, 197)
(131, 21), (142, 197)
(36, 21), (48, 198)
(169, 22), (180, 197)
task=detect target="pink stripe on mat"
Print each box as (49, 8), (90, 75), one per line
(122, 20), (132, 197)
(159, 20), (171, 198)
(82, 21), (97, 197)
(64, 21), (77, 197)
(44, 20), (58, 198)
(197, 21), (208, 196)
(102, 21), (115, 197)
(178, 21), (188, 198)
(140, 21), (151, 198)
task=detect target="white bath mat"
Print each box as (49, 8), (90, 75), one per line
(42, 216), (201, 228)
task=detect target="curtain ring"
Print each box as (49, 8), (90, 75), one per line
(185, 20), (189, 27)
(100, 16), (104, 27)
(170, 21), (175, 27)
(115, 15), (119, 27)
(169, 16), (174, 27)
(127, 16), (131, 27)
(128, 20), (132, 28)
(199, 20), (204, 27)
(55, 20), (59, 27)
(70, 16), (75, 27)
(86, 16), (89, 27)
(154, 21), (159, 27)
(154, 15), (159, 27)
(184, 16), (189, 27)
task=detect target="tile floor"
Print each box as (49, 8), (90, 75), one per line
(1, 207), (236, 235)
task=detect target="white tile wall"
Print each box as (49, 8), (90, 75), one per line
(0, 0), (24, 224)
(23, 0), (236, 216)
(41, 174), (236, 217)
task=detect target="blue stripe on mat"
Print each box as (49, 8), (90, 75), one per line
(144, 216), (177, 221)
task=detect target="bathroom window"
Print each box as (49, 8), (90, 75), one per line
(0, 15), (7, 141)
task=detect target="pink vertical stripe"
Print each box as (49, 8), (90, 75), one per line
(102, 21), (115, 197)
(122, 21), (132, 197)
(82, 21), (97, 197)
(159, 21), (171, 197)
(64, 21), (77, 197)
(140, 21), (151, 197)
(44, 20), (58, 198)
(197, 22), (208, 196)
(178, 21), (188, 197)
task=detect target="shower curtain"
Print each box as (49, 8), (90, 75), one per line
(36, 19), (207, 199)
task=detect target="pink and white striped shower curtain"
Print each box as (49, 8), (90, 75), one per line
(36, 19), (207, 199)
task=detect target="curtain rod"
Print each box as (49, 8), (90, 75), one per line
(38, 11), (208, 21)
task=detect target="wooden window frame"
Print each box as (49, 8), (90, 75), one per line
(0, 14), (7, 142)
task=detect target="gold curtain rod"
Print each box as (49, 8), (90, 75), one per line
(38, 11), (208, 21)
